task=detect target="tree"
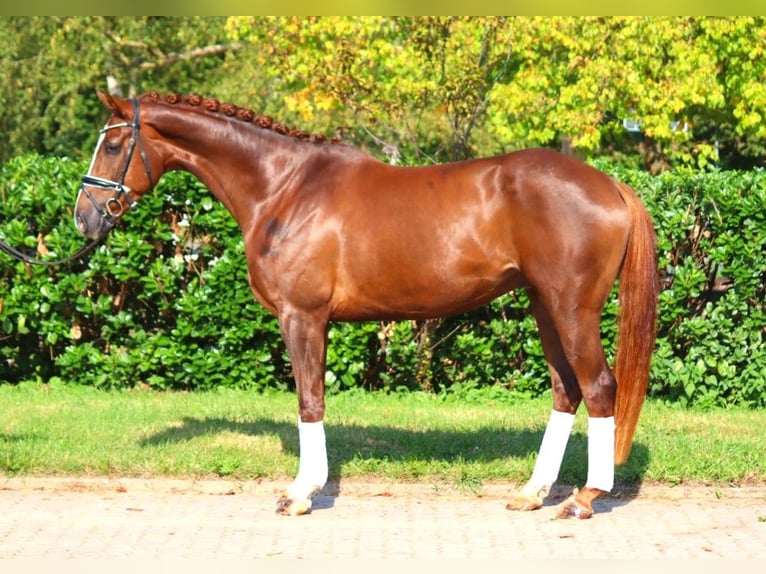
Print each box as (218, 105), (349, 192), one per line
(226, 16), (766, 170)
(225, 16), (515, 163)
(484, 17), (759, 172)
(0, 16), (242, 163)
(3, 17), (764, 169)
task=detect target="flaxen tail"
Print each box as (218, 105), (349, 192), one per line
(613, 182), (660, 464)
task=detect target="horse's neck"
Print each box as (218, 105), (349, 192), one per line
(152, 108), (308, 223)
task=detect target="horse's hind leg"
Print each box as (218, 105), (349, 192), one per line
(552, 312), (617, 520)
(506, 291), (582, 513)
(531, 289), (617, 520)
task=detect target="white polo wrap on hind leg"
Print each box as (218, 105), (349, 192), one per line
(585, 416), (615, 492)
(524, 410), (575, 497)
(287, 419), (328, 499)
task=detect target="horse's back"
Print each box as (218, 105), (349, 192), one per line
(338, 147), (631, 263)
(342, 147), (626, 215)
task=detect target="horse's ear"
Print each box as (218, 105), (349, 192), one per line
(97, 90), (130, 119)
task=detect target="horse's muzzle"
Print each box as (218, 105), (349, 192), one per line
(75, 177), (137, 240)
(75, 211), (111, 240)
(74, 193), (115, 240)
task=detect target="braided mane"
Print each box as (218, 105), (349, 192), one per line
(139, 91), (342, 145)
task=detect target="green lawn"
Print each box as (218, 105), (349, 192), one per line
(1, 381), (764, 491)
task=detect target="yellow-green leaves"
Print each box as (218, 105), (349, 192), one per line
(226, 16), (766, 169)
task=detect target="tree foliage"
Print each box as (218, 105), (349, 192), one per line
(226, 16), (766, 170)
(0, 16), (240, 164)
(2, 16), (765, 170)
(223, 16), (518, 162)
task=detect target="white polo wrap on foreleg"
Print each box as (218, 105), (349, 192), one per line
(524, 410), (575, 496)
(585, 416), (615, 492)
(287, 419), (328, 499)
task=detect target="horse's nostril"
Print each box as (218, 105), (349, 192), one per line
(75, 214), (88, 235)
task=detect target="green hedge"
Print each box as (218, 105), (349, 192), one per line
(1, 154), (764, 408)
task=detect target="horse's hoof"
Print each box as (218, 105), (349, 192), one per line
(555, 494), (593, 519)
(505, 493), (543, 512)
(276, 495), (312, 516)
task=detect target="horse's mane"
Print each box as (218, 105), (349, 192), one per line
(139, 91), (343, 145)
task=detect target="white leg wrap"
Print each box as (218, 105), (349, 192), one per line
(524, 410), (575, 497)
(287, 420), (328, 499)
(585, 416), (615, 492)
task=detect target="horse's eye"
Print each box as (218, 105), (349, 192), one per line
(104, 140), (121, 154)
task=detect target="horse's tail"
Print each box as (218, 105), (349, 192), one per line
(613, 181), (659, 464)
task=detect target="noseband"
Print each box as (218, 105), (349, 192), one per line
(79, 98), (153, 224)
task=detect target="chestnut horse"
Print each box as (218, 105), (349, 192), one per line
(75, 92), (658, 519)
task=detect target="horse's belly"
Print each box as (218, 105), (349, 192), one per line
(330, 264), (526, 321)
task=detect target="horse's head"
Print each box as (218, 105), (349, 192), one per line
(74, 91), (160, 240)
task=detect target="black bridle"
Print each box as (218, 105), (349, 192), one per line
(0, 98), (152, 266)
(78, 98), (153, 225)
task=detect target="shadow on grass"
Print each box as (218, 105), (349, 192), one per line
(138, 415), (650, 510)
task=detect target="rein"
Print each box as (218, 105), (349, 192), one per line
(0, 99), (151, 267)
(0, 235), (103, 266)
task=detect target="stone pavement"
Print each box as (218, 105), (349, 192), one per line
(0, 476), (764, 560)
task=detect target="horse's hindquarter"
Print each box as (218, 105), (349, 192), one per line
(498, 150), (632, 303)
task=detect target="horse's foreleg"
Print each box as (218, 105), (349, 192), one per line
(274, 307), (330, 516)
(276, 419), (328, 515)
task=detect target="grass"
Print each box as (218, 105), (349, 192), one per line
(1, 381), (764, 492)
